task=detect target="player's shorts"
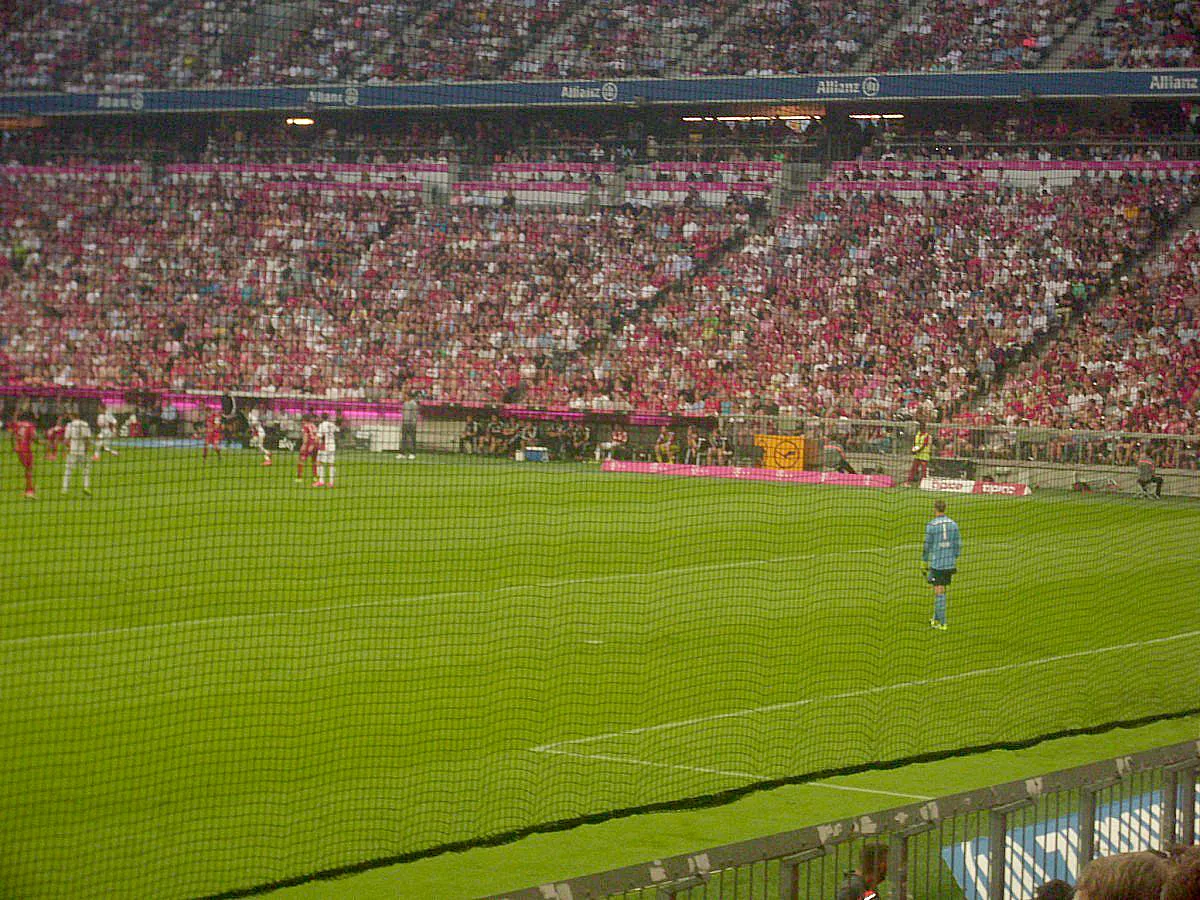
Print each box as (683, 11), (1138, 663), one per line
(66, 451), (89, 467)
(927, 567), (957, 586)
(299, 446), (317, 460)
(250, 428), (265, 449)
(205, 432), (222, 446)
(16, 448), (33, 468)
(317, 450), (335, 465)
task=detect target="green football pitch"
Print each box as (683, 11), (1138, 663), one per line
(2, 449), (1198, 899)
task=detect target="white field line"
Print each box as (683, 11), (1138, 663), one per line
(3, 540), (1192, 648)
(0, 544), (920, 648)
(533, 748), (933, 800)
(531, 629), (1200, 753)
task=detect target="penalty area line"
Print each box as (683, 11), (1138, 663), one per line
(0, 544), (919, 648)
(530, 748), (933, 801)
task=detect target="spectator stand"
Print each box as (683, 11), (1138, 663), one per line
(1066, 0), (1199, 69)
(978, 226), (1200, 437)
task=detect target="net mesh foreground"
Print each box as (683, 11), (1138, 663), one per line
(2, 452), (1198, 897)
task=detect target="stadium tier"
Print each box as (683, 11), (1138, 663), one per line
(1, 0), (1198, 90)
(2, 17), (1200, 898)
(2, 155), (1197, 427)
(982, 226), (1200, 434)
(1066, 0), (1200, 69)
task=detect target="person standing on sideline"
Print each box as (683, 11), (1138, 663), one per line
(1136, 446), (1164, 498)
(906, 421), (933, 486)
(10, 409), (38, 498)
(399, 394), (419, 459)
(62, 412), (93, 496)
(924, 499), (961, 631)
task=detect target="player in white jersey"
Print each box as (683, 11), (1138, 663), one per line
(62, 415), (93, 495)
(248, 407), (272, 467)
(315, 413), (338, 487)
(94, 405), (119, 460)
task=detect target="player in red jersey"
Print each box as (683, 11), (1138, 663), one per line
(202, 409), (224, 461)
(296, 416), (320, 483)
(10, 411), (38, 498)
(45, 417), (66, 461)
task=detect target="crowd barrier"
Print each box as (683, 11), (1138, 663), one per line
(488, 741), (1200, 900)
(809, 179), (1001, 193)
(831, 159), (1200, 173)
(492, 162), (618, 177)
(451, 181), (595, 205)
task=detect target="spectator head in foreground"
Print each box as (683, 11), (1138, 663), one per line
(836, 842), (888, 900)
(1034, 878), (1075, 899)
(1162, 844), (1200, 900)
(1074, 850), (1174, 900)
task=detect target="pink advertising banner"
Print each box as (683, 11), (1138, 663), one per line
(602, 460), (895, 488)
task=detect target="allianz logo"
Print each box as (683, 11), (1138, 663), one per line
(561, 82), (619, 101)
(1149, 75), (1199, 90)
(306, 87), (360, 106)
(816, 77), (880, 97)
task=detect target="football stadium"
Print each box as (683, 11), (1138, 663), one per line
(1, 3), (1199, 898)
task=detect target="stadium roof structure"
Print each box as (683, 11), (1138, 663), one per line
(1, 68), (1197, 116)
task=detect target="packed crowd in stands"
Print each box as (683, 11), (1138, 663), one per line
(1, 113), (1199, 438)
(689, 0), (901, 76)
(1066, 0), (1199, 68)
(978, 227), (1199, 443)
(2, 0), (1198, 91)
(521, 0), (737, 78)
(263, 0), (571, 84)
(0, 167), (740, 402)
(873, 0), (1091, 72)
(575, 171), (1195, 421)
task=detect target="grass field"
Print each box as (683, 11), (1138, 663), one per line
(2, 447), (1198, 899)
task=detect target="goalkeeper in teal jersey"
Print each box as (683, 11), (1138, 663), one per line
(923, 499), (962, 631)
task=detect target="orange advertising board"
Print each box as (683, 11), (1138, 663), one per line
(754, 434), (806, 470)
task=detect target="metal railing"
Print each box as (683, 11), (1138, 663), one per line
(488, 741), (1200, 899)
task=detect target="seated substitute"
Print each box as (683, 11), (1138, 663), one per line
(500, 418), (523, 455)
(595, 423), (629, 461)
(823, 440), (856, 474)
(706, 428), (732, 465)
(568, 422), (591, 460)
(459, 416), (481, 455)
(545, 418), (569, 458)
(1136, 446), (1164, 499)
(653, 425), (677, 463)
(683, 425), (704, 465)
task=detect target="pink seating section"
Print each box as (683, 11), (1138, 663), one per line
(2, 159), (1198, 433)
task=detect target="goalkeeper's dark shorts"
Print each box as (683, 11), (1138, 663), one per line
(927, 567), (957, 586)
